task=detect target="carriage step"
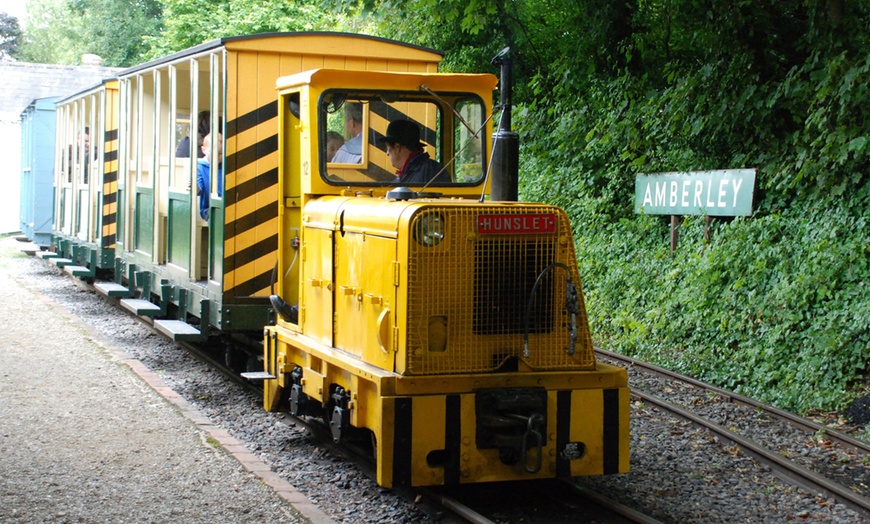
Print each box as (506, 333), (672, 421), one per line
(240, 371), (276, 380)
(120, 298), (161, 316)
(94, 282), (134, 298)
(53, 258), (73, 268)
(36, 251), (59, 259)
(18, 243), (39, 255)
(64, 265), (93, 277)
(154, 320), (203, 342)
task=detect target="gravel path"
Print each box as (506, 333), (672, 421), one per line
(0, 239), (311, 524)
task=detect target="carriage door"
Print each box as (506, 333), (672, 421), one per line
(74, 98), (90, 242)
(166, 62), (192, 274)
(127, 74), (155, 261)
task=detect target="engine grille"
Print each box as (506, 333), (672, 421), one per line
(405, 205), (595, 375)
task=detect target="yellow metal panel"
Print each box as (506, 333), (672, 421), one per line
(301, 367), (327, 403)
(410, 396), (446, 486)
(350, 374), (379, 429)
(334, 232), (397, 370)
(566, 388), (631, 476)
(302, 228), (334, 346)
(570, 388), (605, 476)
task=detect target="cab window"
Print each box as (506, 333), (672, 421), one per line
(321, 90), (487, 187)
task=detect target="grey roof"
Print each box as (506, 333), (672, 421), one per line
(0, 61), (121, 123)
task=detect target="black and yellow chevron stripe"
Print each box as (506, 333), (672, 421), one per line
(101, 127), (118, 249)
(223, 101), (280, 300)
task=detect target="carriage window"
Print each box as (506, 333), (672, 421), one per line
(327, 101), (366, 165)
(321, 90), (487, 187)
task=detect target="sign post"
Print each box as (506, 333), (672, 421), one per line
(635, 169), (756, 254)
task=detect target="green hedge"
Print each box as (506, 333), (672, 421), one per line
(518, 49), (869, 414)
(572, 189), (869, 413)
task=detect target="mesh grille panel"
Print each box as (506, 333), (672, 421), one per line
(405, 205), (595, 375)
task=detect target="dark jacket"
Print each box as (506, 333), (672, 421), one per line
(397, 152), (449, 185)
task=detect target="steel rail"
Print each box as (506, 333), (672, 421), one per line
(597, 347), (870, 455)
(417, 488), (498, 524)
(632, 387), (870, 519)
(564, 481), (665, 524)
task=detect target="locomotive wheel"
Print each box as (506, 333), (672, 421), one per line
(330, 405), (347, 443)
(223, 342), (246, 373)
(289, 384), (306, 417)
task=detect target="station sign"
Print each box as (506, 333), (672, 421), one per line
(635, 169), (755, 216)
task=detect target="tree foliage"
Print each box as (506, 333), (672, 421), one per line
(144, 0), (342, 58)
(18, 0), (161, 66)
(0, 12), (21, 59)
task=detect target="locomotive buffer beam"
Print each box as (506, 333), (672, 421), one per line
(475, 388), (548, 473)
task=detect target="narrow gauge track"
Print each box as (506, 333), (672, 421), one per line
(64, 270), (505, 524)
(132, 303), (664, 523)
(56, 266), (661, 524)
(597, 348), (870, 519)
(423, 479), (663, 524)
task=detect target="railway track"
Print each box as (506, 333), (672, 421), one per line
(178, 335), (664, 522)
(598, 347), (870, 519)
(422, 480), (663, 524)
(71, 272), (664, 523)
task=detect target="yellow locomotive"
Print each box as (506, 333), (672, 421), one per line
(257, 56), (630, 487)
(44, 32), (628, 489)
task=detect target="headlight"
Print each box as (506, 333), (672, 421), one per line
(413, 212), (445, 247)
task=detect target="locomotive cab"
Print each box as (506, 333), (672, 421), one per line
(262, 68), (630, 487)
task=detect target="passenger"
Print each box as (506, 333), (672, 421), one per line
(325, 130), (345, 162)
(380, 119), (449, 185)
(177, 111), (215, 159)
(69, 127), (91, 183)
(196, 132), (223, 220)
(330, 102), (363, 163)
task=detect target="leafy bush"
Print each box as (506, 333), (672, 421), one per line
(518, 13), (869, 412)
(522, 166), (870, 412)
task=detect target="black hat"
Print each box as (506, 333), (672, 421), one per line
(380, 119), (423, 150)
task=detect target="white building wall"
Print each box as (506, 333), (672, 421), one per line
(0, 60), (121, 235)
(0, 123), (22, 233)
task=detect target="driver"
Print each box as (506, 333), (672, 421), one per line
(380, 119), (449, 185)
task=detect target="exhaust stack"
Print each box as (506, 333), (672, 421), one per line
(490, 47), (519, 202)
